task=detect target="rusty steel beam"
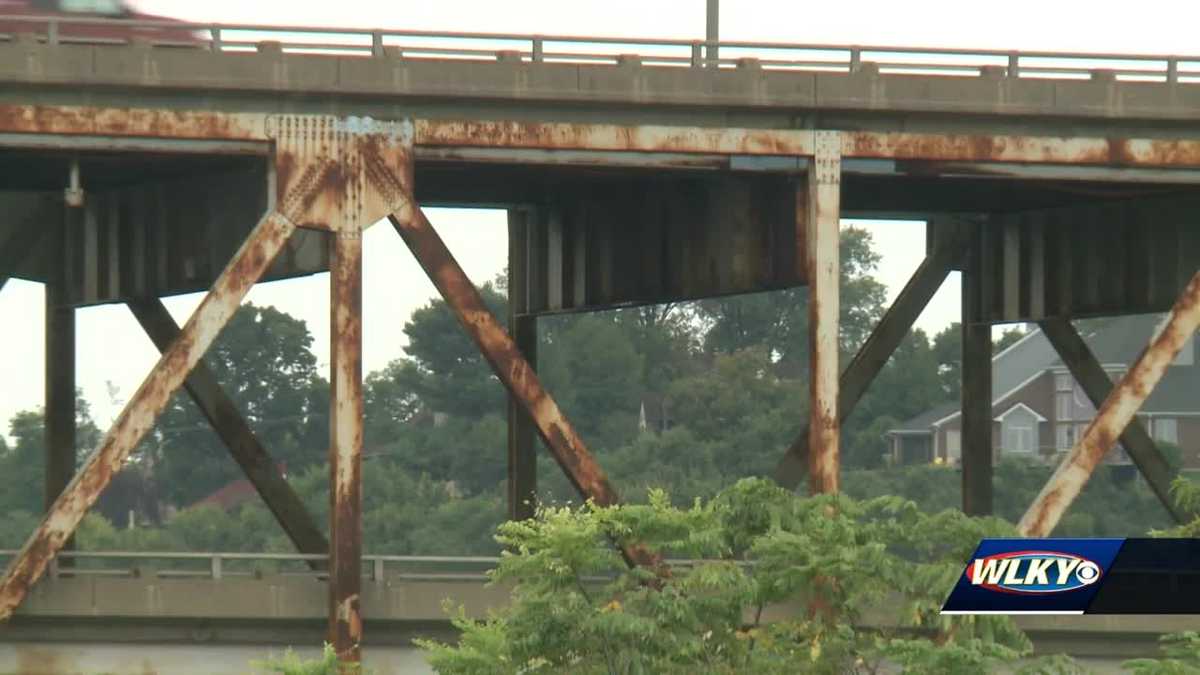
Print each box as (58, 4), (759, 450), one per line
(126, 298), (330, 559)
(1038, 317), (1190, 524)
(44, 281), (75, 561)
(414, 119), (1200, 167)
(842, 134), (1200, 167)
(2, 103), (1200, 168)
(0, 211), (295, 621)
(414, 119), (818, 157)
(0, 105), (266, 140)
(774, 222), (966, 489)
(328, 226), (364, 664)
(507, 209), (538, 521)
(1019, 273), (1200, 537)
(2, 104), (1200, 168)
(388, 200), (659, 570)
(806, 131), (841, 494)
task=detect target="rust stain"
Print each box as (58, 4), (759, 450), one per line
(416, 119), (1200, 167)
(414, 119), (815, 156)
(329, 229), (364, 666)
(273, 117), (411, 232)
(0, 104), (264, 140)
(845, 131), (1200, 167)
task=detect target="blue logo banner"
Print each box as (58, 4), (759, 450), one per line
(941, 538), (1126, 614)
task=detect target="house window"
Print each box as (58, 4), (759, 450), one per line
(1055, 373), (1073, 392)
(1056, 393), (1072, 421)
(1056, 423), (1073, 449)
(1154, 418), (1179, 444)
(1000, 405), (1039, 454)
(945, 430), (961, 462)
(1004, 423), (1035, 453)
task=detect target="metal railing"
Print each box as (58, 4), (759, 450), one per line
(0, 550), (498, 582)
(0, 550), (732, 582)
(1, 14), (1199, 83)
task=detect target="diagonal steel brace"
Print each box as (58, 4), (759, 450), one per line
(0, 211), (296, 620)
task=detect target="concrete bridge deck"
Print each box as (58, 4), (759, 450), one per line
(6, 16), (1200, 138)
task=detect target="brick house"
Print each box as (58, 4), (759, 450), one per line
(887, 314), (1200, 469)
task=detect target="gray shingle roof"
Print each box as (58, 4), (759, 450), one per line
(890, 313), (1199, 435)
(890, 401), (959, 433)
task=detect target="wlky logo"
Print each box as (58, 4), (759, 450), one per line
(966, 551), (1102, 595)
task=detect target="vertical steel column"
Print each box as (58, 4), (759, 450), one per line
(1020, 273), (1200, 537)
(961, 238), (994, 516)
(507, 209), (538, 521)
(329, 224), (364, 665)
(0, 210), (295, 621)
(807, 131), (842, 495)
(44, 279), (75, 561)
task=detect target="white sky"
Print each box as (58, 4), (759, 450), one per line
(5, 0), (1198, 438)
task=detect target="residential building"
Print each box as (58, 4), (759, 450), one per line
(888, 314), (1200, 469)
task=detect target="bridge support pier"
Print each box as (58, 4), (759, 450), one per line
(329, 223), (365, 664)
(806, 131), (842, 494)
(961, 236), (994, 516)
(506, 208), (538, 522)
(1019, 272), (1200, 536)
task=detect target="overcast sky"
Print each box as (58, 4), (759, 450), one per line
(4, 0), (1198, 439)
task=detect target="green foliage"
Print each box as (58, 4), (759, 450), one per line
(0, 396), (101, 515)
(693, 227), (887, 377)
(378, 282), (508, 425)
(0, 509), (38, 549)
(419, 478), (1046, 675)
(148, 303), (328, 508)
(251, 643), (371, 674)
(843, 461), (1175, 538)
(1124, 632), (1200, 674)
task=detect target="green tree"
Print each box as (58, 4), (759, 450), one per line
(932, 322), (1027, 400)
(419, 478), (1064, 675)
(147, 303), (328, 508)
(540, 313), (645, 451)
(0, 395), (102, 515)
(611, 303), (701, 395)
(843, 328), (944, 469)
(378, 282), (508, 425)
(693, 227), (888, 377)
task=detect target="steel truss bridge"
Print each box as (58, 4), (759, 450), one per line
(1, 13), (1200, 667)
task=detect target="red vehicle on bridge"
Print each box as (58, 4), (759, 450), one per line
(0, 0), (200, 45)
